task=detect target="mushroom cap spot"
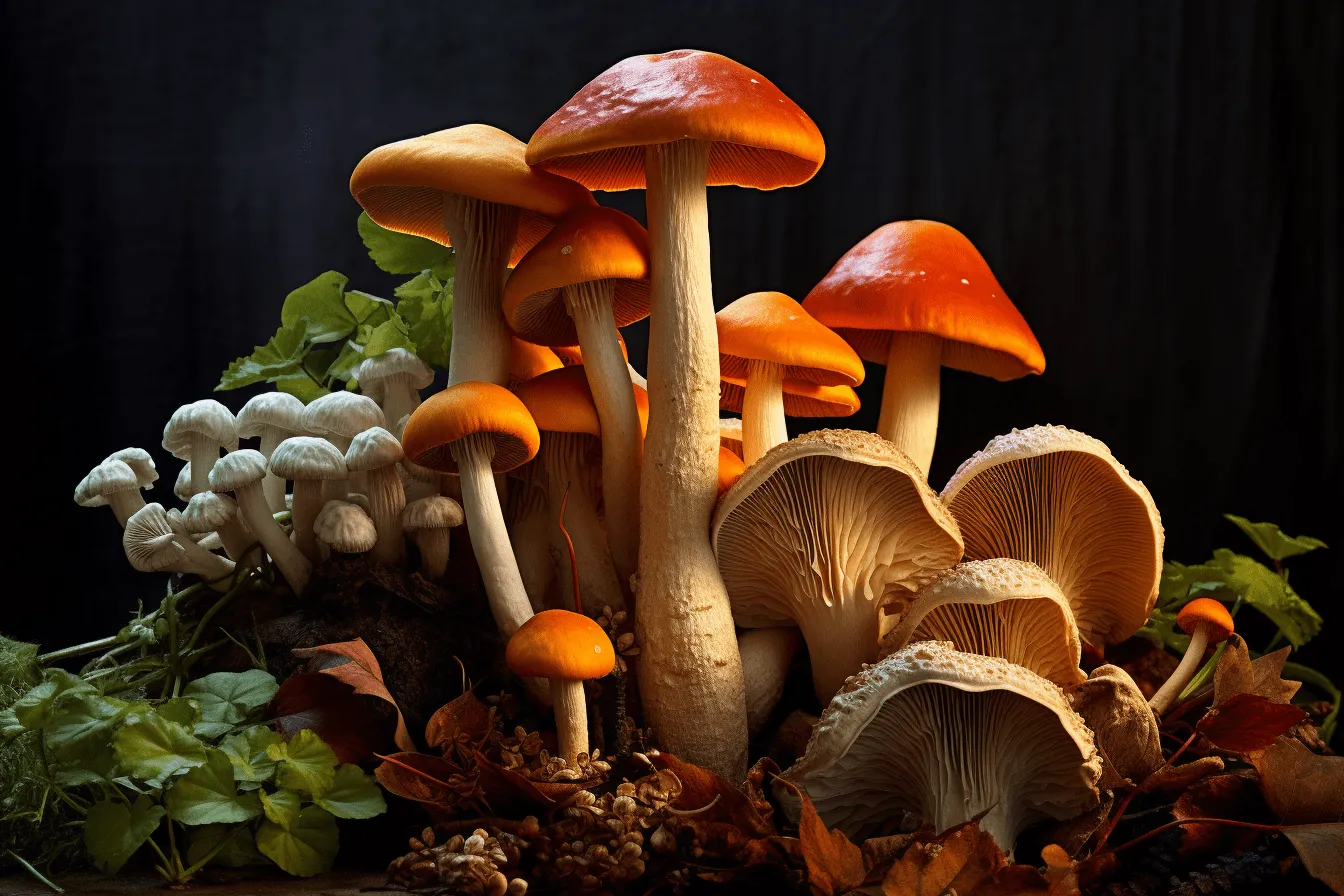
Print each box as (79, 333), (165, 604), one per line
(236, 392), (307, 439)
(505, 609), (615, 680)
(716, 291), (864, 386)
(104, 448), (158, 489)
(803, 221), (1044, 380)
(879, 559), (1085, 688)
(402, 382), (541, 475)
(717, 445), (746, 498)
(350, 123), (596, 265)
(1176, 598), (1235, 642)
(302, 392), (385, 440)
(503, 207), (651, 346)
(209, 449), (268, 492)
(183, 492), (238, 533)
(345, 426), (405, 472)
(352, 348), (434, 401)
(527, 49), (824, 192)
(123, 503), (188, 572)
(507, 337), (565, 389)
(314, 500), (377, 553)
(512, 366), (603, 438)
(163, 400), (239, 459)
(784, 642), (1101, 848)
(941, 425), (1164, 647)
(75, 460), (141, 507)
(719, 375), (860, 418)
(401, 495), (465, 531)
(269, 437), (348, 481)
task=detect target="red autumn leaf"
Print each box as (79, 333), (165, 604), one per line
(786, 783), (864, 896)
(649, 752), (775, 837)
(268, 672), (386, 764)
(1196, 692), (1307, 753)
(373, 751), (464, 805)
(293, 638), (416, 753)
(424, 690), (493, 754)
(1171, 773), (1267, 856)
(881, 821), (1008, 896)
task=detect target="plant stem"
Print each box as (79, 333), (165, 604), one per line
(1094, 729), (1199, 850)
(1110, 817), (1286, 855)
(6, 850), (65, 893)
(37, 636), (121, 664)
(180, 824), (247, 877)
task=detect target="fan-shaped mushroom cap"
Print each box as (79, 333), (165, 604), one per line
(123, 503), (188, 572)
(719, 418), (744, 457)
(512, 366), (602, 437)
(183, 492), (238, 534)
(104, 449), (158, 489)
(402, 495), (465, 532)
(353, 349), (433, 401)
(269, 437), (348, 481)
(717, 291), (864, 386)
(314, 500), (377, 554)
(941, 425), (1163, 647)
(784, 641), (1101, 852)
(401, 382), (540, 474)
(879, 559), (1085, 688)
(719, 375), (860, 419)
(162, 400), (238, 460)
(209, 450), (267, 491)
(713, 429), (963, 700)
(75, 460), (141, 509)
(236, 392), (306, 441)
(302, 392), (385, 444)
(507, 338), (565, 389)
(505, 609), (615, 681)
(345, 426), (405, 472)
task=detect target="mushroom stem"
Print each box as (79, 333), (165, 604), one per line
(257, 431), (290, 512)
(799, 596), (884, 702)
(216, 518), (254, 561)
(108, 492), (147, 528)
(877, 332), (942, 475)
(739, 627), (802, 736)
(543, 434), (625, 615)
(566, 278), (643, 596)
(742, 359), (787, 465)
(365, 464), (407, 566)
(1149, 625), (1211, 715)
(510, 477), (556, 611)
(413, 528), (451, 579)
(321, 435), (355, 503)
(378, 376), (423, 433)
(188, 435), (221, 493)
(638, 139), (748, 780)
(290, 480), (326, 563)
(551, 677), (589, 766)
(233, 481), (311, 594)
(442, 195), (519, 386)
(172, 536), (235, 580)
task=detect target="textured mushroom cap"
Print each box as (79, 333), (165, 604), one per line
(941, 425), (1164, 647)
(183, 492), (238, 534)
(512, 366), (602, 437)
(350, 123), (595, 265)
(785, 641), (1101, 847)
(236, 392), (306, 439)
(503, 206), (651, 346)
(174, 464), (196, 501)
(1071, 665), (1164, 788)
(123, 503), (188, 572)
(719, 417), (744, 456)
(803, 221), (1045, 380)
(163, 400), (239, 459)
(303, 392), (386, 441)
(528, 49), (825, 191)
(719, 375), (860, 418)
(314, 500), (378, 553)
(75, 460), (141, 507)
(508, 338), (565, 389)
(506, 609), (615, 680)
(345, 426), (405, 472)
(717, 291), (864, 386)
(879, 559), (1085, 688)
(402, 495), (465, 531)
(717, 446), (746, 498)
(209, 449), (268, 492)
(269, 437), (348, 481)
(104, 448), (158, 489)
(353, 349), (434, 402)
(1176, 598), (1234, 643)
(402, 382), (540, 474)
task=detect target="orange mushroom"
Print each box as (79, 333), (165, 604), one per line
(1149, 598), (1235, 714)
(717, 446), (746, 498)
(719, 376), (861, 430)
(507, 337), (564, 390)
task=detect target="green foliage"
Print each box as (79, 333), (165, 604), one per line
(256, 805), (340, 877)
(84, 795), (165, 874)
(358, 210), (455, 279)
(1224, 514), (1328, 562)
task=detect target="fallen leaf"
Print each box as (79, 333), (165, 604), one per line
(649, 752), (775, 837)
(860, 831), (922, 875)
(745, 756), (780, 832)
(1172, 773), (1267, 856)
(1196, 692), (1307, 753)
(1282, 824), (1344, 893)
(372, 751), (464, 804)
(881, 822), (1006, 896)
(424, 691), (493, 755)
(1213, 637), (1301, 707)
(791, 785), (864, 896)
(268, 672), (386, 764)
(1071, 665), (1163, 786)
(1140, 755), (1225, 793)
(293, 638), (415, 752)
(1251, 737), (1344, 824)
(472, 750), (589, 814)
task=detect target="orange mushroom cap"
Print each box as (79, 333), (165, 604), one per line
(506, 609), (615, 680)
(508, 338), (564, 389)
(803, 221), (1045, 381)
(716, 291), (864, 387)
(552, 331), (630, 367)
(401, 382), (540, 474)
(350, 124), (595, 265)
(719, 375), (860, 418)
(717, 446), (746, 497)
(1176, 598), (1235, 643)
(527, 49), (825, 192)
(512, 366), (603, 437)
(503, 207), (651, 346)
(633, 382), (649, 437)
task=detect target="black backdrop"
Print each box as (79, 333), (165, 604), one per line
(8, 1), (1340, 674)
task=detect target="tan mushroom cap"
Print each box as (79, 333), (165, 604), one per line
(104, 448), (158, 489)
(879, 559), (1085, 688)
(353, 348), (434, 401)
(75, 460), (141, 508)
(183, 492), (238, 534)
(941, 425), (1164, 647)
(236, 392), (306, 439)
(402, 495), (465, 531)
(314, 500), (377, 553)
(401, 382), (540, 475)
(716, 291), (864, 386)
(162, 400), (238, 459)
(783, 641), (1101, 850)
(345, 426), (404, 472)
(719, 375), (860, 419)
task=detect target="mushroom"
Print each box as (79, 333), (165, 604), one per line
(507, 462), (558, 611)
(314, 500), (378, 557)
(75, 460), (148, 527)
(782, 641), (1102, 853)
(803, 221), (1045, 476)
(941, 425), (1164, 649)
(550, 330), (629, 368)
(236, 392), (306, 511)
(503, 206), (651, 591)
(716, 446), (745, 498)
(268, 437), (348, 563)
(506, 337), (565, 390)
(353, 348), (434, 429)
(209, 449), (313, 594)
(713, 429), (963, 701)
(182, 492), (253, 561)
(719, 418), (744, 458)
(302, 391), (385, 500)
(162, 400), (238, 494)
(715, 291), (864, 464)
(402, 495), (464, 580)
(104, 448), (158, 492)
(123, 503), (235, 581)
(345, 427), (407, 566)
(738, 627), (802, 736)
(718, 376), (861, 442)
(1148, 598), (1235, 715)
(512, 367), (625, 614)
(174, 463), (196, 502)
(505, 609), (614, 765)
(351, 124), (594, 387)
(401, 382), (540, 639)
(879, 559), (1085, 688)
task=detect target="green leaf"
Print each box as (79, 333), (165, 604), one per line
(280, 271), (355, 344)
(274, 373), (330, 403)
(187, 824), (268, 869)
(113, 711), (208, 785)
(1160, 551), (1323, 649)
(313, 763), (386, 819)
(323, 340), (366, 385)
(219, 726), (281, 784)
(1283, 662), (1340, 744)
(1, 708), (25, 739)
(260, 787), (303, 829)
(10, 669), (94, 730)
(396, 282), (451, 370)
(1224, 514), (1328, 562)
(158, 697), (201, 729)
(185, 670), (279, 738)
(267, 729), (338, 795)
(345, 290), (394, 328)
(44, 690), (125, 758)
(84, 795), (165, 874)
(165, 749), (262, 825)
(216, 323), (308, 391)
(358, 211), (454, 279)
(362, 314), (416, 359)
(394, 270), (441, 302)
(1136, 604), (1191, 652)
(256, 806), (339, 877)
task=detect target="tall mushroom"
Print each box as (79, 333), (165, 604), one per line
(402, 495), (464, 581)
(268, 437), (347, 564)
(210, 449), (312, 594)
(739, 627), (802, 736)
(528, 50), (825, 778)
(353, 348), (434, 428)
(713, 429), (963, 701)
(236, 392), (306, 511)
(345, 427), (407, 566)
(1149, 598), (1235, 715)
(715, 291), (863, 464)
(350, 124), (594, 387)
(75, 460), (148, 527)
(124, 503), (235, 581)
(941, 425), (1164, 650)
(718, 377), (861, 448)
(401, 382), (539, 639)
(163, 400), (238, 494)
(503, 205), (651, 590)
(803, 221), (1045, 476)
(783, 641), (1101, 853)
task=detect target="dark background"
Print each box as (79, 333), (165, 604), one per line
(7, 2), (1339, 673)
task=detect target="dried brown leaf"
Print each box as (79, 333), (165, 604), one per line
(745, 756), (780, 832)
(1140, 755), (1225, 793)
(293, 637), (416, 752)
(1213, 637), (1301, 707)
(425, 690), (492, 753)
(1071, 665), (1163, 786)
(1172, 773), (1266, 856)
(1251, 736), (1344, 824)
(860, 831), (922, 876)
(791, 785), (865, 896)
(649, 752), (775, 837)
(1197, 692), (1307, 753)
(1283, 824), (1344, 893)
(373, 751), (463, 804)
(881, 821), (1006, 896)
(268, 671), (386, 764)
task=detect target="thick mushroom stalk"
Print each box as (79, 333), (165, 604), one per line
(739, 627), (802, 736)
(210, 450), (312, 594)
(1149, 598), (1235, 715)
(346, 427), (407, 566)
(443, 196), (518, 386)
(453, 432), (533, 638)
(878, 332), (942, 475)
(549, 678), (589, 766)
(509, 471), (556, 611)
(742, 360), (787, 464)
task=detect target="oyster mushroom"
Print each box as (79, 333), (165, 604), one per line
(163, 400), (238, 494)
(75, 459), (148, 527)
(124, 503), (235, 580)
(402, 495), (465, 581)
(236, 392), (306, 511)
(210, 449), (312, 594)
(345, 427), (407, 566)
(268, 437), (347, 563)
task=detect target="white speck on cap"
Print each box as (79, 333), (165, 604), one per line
(961, 278), (971, 285)
(561, 245), (573, 255)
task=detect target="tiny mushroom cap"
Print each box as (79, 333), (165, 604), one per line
(174, 463), (196, 501)
(163, 400), (239, 492)
(182, 491), (238, 534)
(511, 366), (602, 439)
(508, 338), (565, 389)
(505, 609), (615, 681)
(345, 426), (405, 472)
(716, 291), (864, 387)
(75, 460), (141, 510)
(719, 376), (861, 419)
(402, 495), (466, 532)
(269, 436), (349, 481)
(104, 449), (158, 489)
(302, 391), (385, 445)
(941, 425), (1164, 648)
(401, 382), (540, 475)
(314, 500), (378, 554)
(123, 504), (188, 572)
(236, 392), (306, 443)
(717, 446), (746, 498)
(1176, 598), (1235, 642)
(1149, 598), (1236, 715)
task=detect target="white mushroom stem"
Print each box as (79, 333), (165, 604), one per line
(739, 627), (803, 736)
(877, 332), (943, 476)
(442, 194), (519, 386)
(543, 434), (625, 615)
(1149, 625), (1211, 715)
(511, 479), (557, 612)
(173, 536), (235, 580)
(256, 430), (291, 512)
(565, 278), (642, 593)
(413, 528), (451, 579)
(551, 677), (589, 766)
(232, 480), (312, 594)
(290, 480), (326, 563)
(637, 139), (748, 781)
(215, 518), (254, 561)
(321, 435), (355, 503)
(364, 464), (406, 566)
(742, 359), (788, 465)
(108, 492), (147, 528)
(187, 435), (222, 494)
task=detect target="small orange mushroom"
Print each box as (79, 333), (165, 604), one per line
(1148, 598), (1235, 714)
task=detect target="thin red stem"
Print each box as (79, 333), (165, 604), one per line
(1110, 817), (1286, 855)
(1094, 729), (1199, 850)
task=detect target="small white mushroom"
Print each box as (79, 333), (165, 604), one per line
(236, 392), (306, 512)
(269, 437), (347, 563)
(124, 503), (235, 580)
(353, 348), (433, 430)
(183, 492), (254, 561)
(345, 427), (406, 566)
(314, 500), (378, 556)
(162, 400), (238, 494)
(174, 463), (196, 502)
(75, 460), (148, 527)
(402, 496), (465, 580)
(303, 392), (385, 500)
(104, 448), (159, 491)
(210, 449), (312, 594)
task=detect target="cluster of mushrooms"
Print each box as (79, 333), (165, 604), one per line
(73, 49), (1210, 858)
